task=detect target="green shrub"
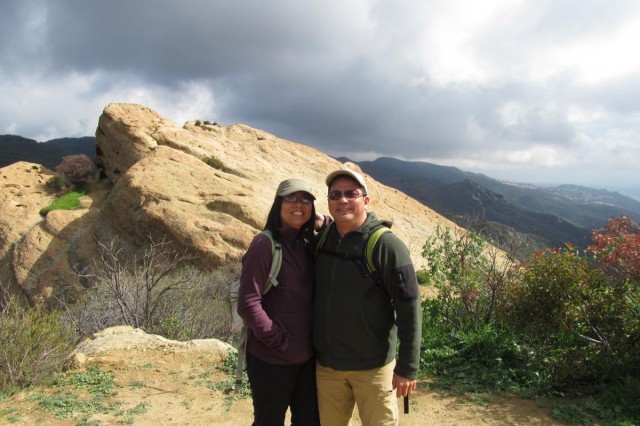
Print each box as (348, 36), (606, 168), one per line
(419, 226), (536, 393)
(203, 155), (225, 169)
(202, 155), (244, 177)
(0, 299), (75, 392)
(415, 268), (430, 285)
(44, 175), (68, 194)
(421, 226), (513, 329)
(502, 245), (640, 387)
(418, 222), (640, 424)
(420, 297), (540, 394)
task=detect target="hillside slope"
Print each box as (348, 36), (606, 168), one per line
(0, 135), (95, 169)
(353, 156), (640, 249)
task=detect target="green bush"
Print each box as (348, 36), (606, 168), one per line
(502, 245), (640, 387)
(419, 226), (538, 394)
(415, 268), (430, 284)
(0, 299), (75, 392)
(202, 155), (244, 177)
(420, 226), (640, 401)
(420, 297), (542, 394)
(44, 175), (68, 194)
(421, 226), (514, 330)
(203, 155), (225, 170)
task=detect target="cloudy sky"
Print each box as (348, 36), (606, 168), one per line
(2, 0), (640, 199)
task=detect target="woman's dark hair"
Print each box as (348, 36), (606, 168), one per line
(263, 195), (316, 244)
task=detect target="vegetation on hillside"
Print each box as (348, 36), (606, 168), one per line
(420, 216), (640, 425)
(0, 294), (75, 394)
(355, 156), (640, 257)
(40, 154), (97, 216)
(45, 154), (96, 193)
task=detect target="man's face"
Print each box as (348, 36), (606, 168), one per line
(327, 176), (369, 231)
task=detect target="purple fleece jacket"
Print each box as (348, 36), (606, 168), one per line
(236, 225), (315, 365)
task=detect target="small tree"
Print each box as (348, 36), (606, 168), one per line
(588, 216), (640, 283)
(419, 227), (526, 391)
(89, 235), (196, 330)
(63, 235), (238, 341)
(55, 154), (96, 190)
(421, 226), (513, 329)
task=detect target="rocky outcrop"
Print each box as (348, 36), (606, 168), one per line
(0, 162), (56, 259)
(1, 103), (462, 307)
(67, 326), (231, 370)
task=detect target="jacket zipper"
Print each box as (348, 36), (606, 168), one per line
(325, 236), (344, 349)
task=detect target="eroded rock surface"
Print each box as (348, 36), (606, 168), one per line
(1, 103), (461, 306)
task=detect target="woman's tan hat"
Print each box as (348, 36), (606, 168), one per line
(276, 178), (316, 199)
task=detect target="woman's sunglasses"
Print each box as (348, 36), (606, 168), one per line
(283, 195), (314, 204)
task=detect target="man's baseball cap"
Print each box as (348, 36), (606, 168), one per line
(276, 178), (316, 199)
(325, 169), (368, 194)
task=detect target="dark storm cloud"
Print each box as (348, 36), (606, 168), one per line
(1, 0), (640, 197)
(40, 1), (358, 83)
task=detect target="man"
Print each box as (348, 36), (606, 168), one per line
(313, 169), (422, 425)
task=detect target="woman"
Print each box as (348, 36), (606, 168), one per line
(237, 178), (321, 425)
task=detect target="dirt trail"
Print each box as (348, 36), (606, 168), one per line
(0, 348), (564, 425)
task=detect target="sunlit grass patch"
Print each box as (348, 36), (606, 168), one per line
(39, 189), (87, 215)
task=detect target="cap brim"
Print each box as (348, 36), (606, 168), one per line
(325, 169), (368, 193)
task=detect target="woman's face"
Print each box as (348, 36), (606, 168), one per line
(280, 191), (313, 230)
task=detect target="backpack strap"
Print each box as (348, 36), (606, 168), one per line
(315, 223), (391, 283)
(364, 227), (391, 280)
(314, 223), (333, 258)
(260, 229), (282, 293)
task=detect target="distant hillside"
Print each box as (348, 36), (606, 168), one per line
(469, 175), (640, 230)
(0, 135), (95, 169)
(348, 156), (640, 252)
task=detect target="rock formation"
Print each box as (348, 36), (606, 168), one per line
(0, 103), (461, 307)
(67, 326), (232, 370)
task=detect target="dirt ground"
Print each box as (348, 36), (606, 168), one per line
(0, 347), (566, 426)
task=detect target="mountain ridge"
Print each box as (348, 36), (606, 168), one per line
(340, 156), (640, 253)
(0, 134), (95, 169)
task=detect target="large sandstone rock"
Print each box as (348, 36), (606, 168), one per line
(67, 326), (232, 370)
(1, 103), (463, 306)
(0, 162), (55, 259)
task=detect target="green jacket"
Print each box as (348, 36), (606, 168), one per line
(313, 212), (422, 379)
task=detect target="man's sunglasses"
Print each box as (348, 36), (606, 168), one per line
(327, 189), (366, 200)
(282, 194), (314, 204)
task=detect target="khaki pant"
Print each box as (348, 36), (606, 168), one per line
(316, 361), (398, 426)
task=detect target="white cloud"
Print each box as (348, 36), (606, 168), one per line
(498, 102), (527, 127)
(530, 15), (640, 85)
(0, 70), (216, 141)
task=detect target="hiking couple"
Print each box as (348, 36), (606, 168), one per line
(236, 169), (422, 426)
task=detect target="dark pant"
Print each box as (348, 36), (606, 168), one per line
(246, 352), (320, 426)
